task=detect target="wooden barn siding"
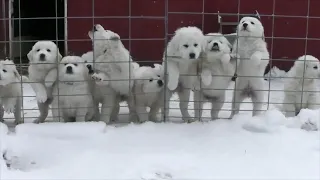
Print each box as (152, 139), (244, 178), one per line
(67, 0), (320, 71)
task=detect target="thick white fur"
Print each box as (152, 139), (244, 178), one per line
(81, 51), (120, 122)
(51, 56), (94, 122)
(27, 41), (62, 123)
(282, 55), (320, 117)
(194, 33), (235, 120)
(132, 64), (165, 123)
(163, 26), (205, 122)
(0, 60), (27, 124)
(230, 17), (270, 118)
(88, 24), (135, 123)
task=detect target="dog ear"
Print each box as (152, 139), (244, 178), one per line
(57, 49), (63, 62)
(27, 49), (33, 62)
(88, 31), (93, 40)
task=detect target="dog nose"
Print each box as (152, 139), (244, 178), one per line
(157, 80), (163, 87)
(93, 25), (98, 31)
(86, 64), (92, 69)
(213, 42), (219, 47)
(243, 23), (248, 28)
(189, 53), (196, 59)
(39, 53), (45, 59)
(66, 66), (72, 73)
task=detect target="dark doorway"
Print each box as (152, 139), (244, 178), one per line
(12, 0), (65, 64)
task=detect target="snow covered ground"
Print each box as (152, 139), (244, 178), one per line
(1, 72), (320, 179)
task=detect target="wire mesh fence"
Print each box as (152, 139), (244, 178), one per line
(0, 0), (319, 126)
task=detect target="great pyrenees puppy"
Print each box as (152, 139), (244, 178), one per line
(132, 64), (165, 123)
(229, 17), (270, 118)
(88, 24), (135, 123)
(27, 41), (62, 123)
(51, 56), (94, 122)
(81, 51), (119, 122)
(282, 55), (320, 117)
(163, 26), (205, 122)
(194, 33), (235, 120)
(0, 59), (27, 124)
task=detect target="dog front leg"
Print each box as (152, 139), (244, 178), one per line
(167, 62), (180, 91)
(34, 101), (49, 123)
(252, 89), (265, 116)
(201, 69), (212, 86)
(178, 88), (193, 122)
(163, 88), (172, 122)
(31, 83), (48, 103)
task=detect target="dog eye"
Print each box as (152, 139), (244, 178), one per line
(183, 44), (189, 48)
(251, 22), (255, 25)
(2, 69), (7, 73)
(149, 78), (153, 82)
(313, 66), (318, 69)
(157, 75), (160, 77)
(194, 44), (198, 47)
(36, 49), (40, 52)
(103, 49), (107, 53)
(208, 40), (212, 44)
(64, 63), (68, 66)
(73, 63), (78, 66)
(47, 49), (51, 52)
(84, 60), (87, 63)
(219, 41), (223, 44)
(241, 21), (245, 24)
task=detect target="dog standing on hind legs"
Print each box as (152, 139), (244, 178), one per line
(27, 41), (62, 123)
(229, 17), (270, 118)
(0, 59), (28, 125)
(162, 26), (206, 123)
(194, 33), (236, 121)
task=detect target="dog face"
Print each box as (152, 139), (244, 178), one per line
(0, 59), (20, 85)
(28, 41), (62, 66)
(168, 26), (205, 61)
(136, 66), (164, 93)
(237, 17), (264, 39)
(205, 33), (232, 59)
(58, 56), (88, 82)
(88, 24), (121, 57)
(296, 55), (320, 78)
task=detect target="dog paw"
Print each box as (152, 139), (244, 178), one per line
(221, 53), (231, 64)
(36, 92), (47, 103)
(167, 79), (178, 91)
(92, 73), (109, 86)
(251, 53), (262, 62)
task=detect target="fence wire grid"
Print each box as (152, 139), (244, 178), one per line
(0, 0), (319, 126)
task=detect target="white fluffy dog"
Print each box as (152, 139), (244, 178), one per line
(132, 64), (165, 123)
(51, 56), (93, 122)
(27, 41), (62, 123)
(229, 17), (270, 118)
(163, 26), (205, 122)
(194, 33), (235, 120)
(0, 60), (27, 124)
(81, 51), (120, 122)
(88, 24), (135, 123)
(282, 55), (320, 117)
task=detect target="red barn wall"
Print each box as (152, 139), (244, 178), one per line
(0, 0), (9, 59)
(67, 0), (320, 71)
